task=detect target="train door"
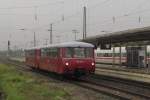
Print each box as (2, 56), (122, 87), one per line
(55, 48), (62, 73)
(50, 48), (60, 73)
(30, 50), (36, 67)
(56, 48), (65, 74)
(39, 48), (48, 70)
(35, 49), (40, 69)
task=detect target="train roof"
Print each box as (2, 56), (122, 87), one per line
(25, 41), (94, 50)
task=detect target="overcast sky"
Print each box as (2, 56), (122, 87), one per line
(0, 0), (150, 50)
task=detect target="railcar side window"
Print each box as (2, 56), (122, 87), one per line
(26, 50), (35, 57)
(41, 48), (47, 57)
(65, 48), (73, 58)
(41, 48), (59, 58)
(65, 47), (93, 58)
(49, 48), (59, 58)
(74, 48), (85, 58)
(85, 48), (93, 58)
(25, 51), (28, 57)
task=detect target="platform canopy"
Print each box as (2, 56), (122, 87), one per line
(81, 26), (150, 46)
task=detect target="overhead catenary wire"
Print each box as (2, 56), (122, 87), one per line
(40, 6), (150, 33)
(81, 0), (150, 36)
(29, 0), (112, 30)
(0, 0), (113, 33)
(2, 0), (150, 41)
(31, 0), (150, 31)
(87, 0), (112, 10)
(0, 0), (149, 29)
(27, 0), (150, 38)
(0, 0), (63, 10)
(127, 0), (150, 15)
(86, 6), (150, 29)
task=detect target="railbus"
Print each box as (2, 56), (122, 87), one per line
(25, 42), (95, 77)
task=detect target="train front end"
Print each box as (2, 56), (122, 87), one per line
(62, 45), (95, 77)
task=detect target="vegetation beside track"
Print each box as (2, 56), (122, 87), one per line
(0, 63), (70, 100)
(0, 58), (119, 100)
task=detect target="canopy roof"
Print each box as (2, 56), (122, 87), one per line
(81, 26), (150, 46)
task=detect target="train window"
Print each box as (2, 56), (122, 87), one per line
(46, 48), (51, 56)
(26, 50), (35, 57)
(25, 51), (28, 57)
(65, 48), (93, 58)
(85, 48), (93, 58)
(41, 48), (47, 57)
(65, 48), (73, 58)
(74, 48), (85, 58)
(41, 48), (59, 58)
(49, 48), (59, 58)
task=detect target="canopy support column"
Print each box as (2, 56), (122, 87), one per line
(119, 46), (122, 67)
(112, 46), (115, 66)
(145, 45), (147, 67)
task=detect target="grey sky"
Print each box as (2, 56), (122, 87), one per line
(0, 0), (150, 50)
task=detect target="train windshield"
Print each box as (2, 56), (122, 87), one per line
(65, 48), (93, 58)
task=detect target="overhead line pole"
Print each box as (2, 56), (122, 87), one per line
(49, 24), (53, 44)
(33, 32), (36, 47)
(83, 6), (87, 39)
(84, 6), (87, 39)
(72, 29), (79, 40)
(7, 40), (10, 57)
(34, 6), (37, 47)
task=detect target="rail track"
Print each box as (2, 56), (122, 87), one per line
(90, 75), (150, 100)
(1, 58), (150, 100)
(0, 91), (5, 100)
(0, 92), (2, 100)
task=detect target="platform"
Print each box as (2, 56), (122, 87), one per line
(10, 57), (25, 62)
(96, 64), (150, 83)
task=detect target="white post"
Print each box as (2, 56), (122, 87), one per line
(119, 46), (122, 67)
(112, 46), (115, 66)
(145, 45), (147, 67)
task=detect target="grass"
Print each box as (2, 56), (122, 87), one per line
(0, 64), (70, 100)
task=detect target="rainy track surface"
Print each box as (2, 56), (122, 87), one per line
(1, 58), (150, 100)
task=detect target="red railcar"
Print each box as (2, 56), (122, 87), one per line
(25, 42), (95, 77)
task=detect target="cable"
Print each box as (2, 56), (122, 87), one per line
(86, 6), (150, 29)
(29, 0), (112, 30)
(86, 0), (150, 28)
(87, 0), (112, 10)
(29, 10), (82, 30)
(127, 0), (149, 15)
(0, 0), (63, 9)
(4, 0), (150, 36)
(0, 13), (36, 16)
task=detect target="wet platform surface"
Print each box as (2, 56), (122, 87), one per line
(96, 64), (150, 83)
(10, 57), (25, 62)
(96, 64), (150, 74)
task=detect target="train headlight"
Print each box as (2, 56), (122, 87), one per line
(92, 62), (95, 66)
(65, 62), (69, 66)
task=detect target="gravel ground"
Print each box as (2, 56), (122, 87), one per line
(30, 70), (119, 100)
